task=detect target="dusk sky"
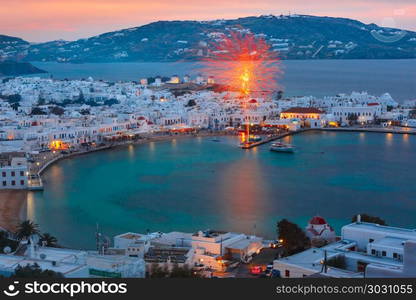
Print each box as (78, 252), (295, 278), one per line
(1, 0), (415, 42)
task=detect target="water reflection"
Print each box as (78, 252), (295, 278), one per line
(26, 192), (35, 220)
(216, 153), (268, 234)
(385, 133), (393, 146)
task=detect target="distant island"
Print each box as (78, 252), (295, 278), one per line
(1, 15), (416, 63)
(0, 61), (47, 76)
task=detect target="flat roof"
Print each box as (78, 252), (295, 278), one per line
(275, 239), (403, 278)
(116, 232), (142, 240)
(0, 254), (85, 275)
(343, 222), (416, 238)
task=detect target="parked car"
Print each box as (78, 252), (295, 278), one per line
(265, 264), (273, 275)
(250, 266), (262, 275)
(270, 269), (281, 278)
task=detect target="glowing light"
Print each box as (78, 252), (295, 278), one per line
(49, 140), (69, 150)
(202, 30), (282, 97)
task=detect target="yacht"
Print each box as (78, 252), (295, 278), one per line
(270, 142), (295, 153)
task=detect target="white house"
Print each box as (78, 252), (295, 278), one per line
(274, 217), (416, 278)
(0, 156), (28, 189)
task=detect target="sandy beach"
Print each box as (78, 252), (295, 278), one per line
(0, 190), (27, 232)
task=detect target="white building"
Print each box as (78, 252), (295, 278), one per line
(331, 105), (380, 124)
(148, 230), (264, 271)
(0, 238), (146, 278)
(274, 217), (416, 278)
(0, 156), (28, 189)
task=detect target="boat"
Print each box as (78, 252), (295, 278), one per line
(270, 142), (295, 153)
(248, 135), (262, 142)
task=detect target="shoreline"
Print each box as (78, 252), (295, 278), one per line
(37, 131), (232, 176)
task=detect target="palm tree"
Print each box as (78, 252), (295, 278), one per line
(40, 233), (58, 247)
(15, 220), (40, 241)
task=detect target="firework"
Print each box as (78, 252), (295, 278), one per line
(202, 30), (282, 97)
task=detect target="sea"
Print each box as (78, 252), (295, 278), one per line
(26, 131), (416, 248)
(31, 59), (416, 102)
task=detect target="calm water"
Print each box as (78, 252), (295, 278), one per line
(32, 60), (416, 101)
(27, 132), (416, 249)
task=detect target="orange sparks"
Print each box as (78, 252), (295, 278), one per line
(202, 30), (282, 97)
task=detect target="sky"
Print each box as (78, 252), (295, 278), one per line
(1, 0), (415, 42)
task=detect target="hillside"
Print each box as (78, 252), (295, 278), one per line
(4, 15), (416, 62)
(0, 61), (46, 76)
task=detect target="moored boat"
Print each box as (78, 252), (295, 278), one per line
(270, 142), (295, 153)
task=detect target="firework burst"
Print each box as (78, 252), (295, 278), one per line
(202, 31), (282, 97)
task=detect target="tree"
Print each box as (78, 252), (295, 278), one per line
(347, 113), (358, 123)
(15, 220), (40, 241)
(30, 107), (47, 115)
(185, 99), (196, 107)
(1, 93), (21, 104)
(170, 264), (199, 278)
(10, 102), (20, 111)
(50, 106), (65, 116)
(40, 233), (58, 247)
(352, 214), (387, 226)
(149, 263), (169, 278)
(37, 96), (46, 106)
(12, 263), (63, 278)
(104, 98), (119, 106)
(277, 219), (310, 256)
(276, 90), (284, 100)
(80, 109), (90, 115)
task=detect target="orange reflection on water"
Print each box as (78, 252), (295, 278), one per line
(26, 192), (35, 220)
(385, 133), (393, 146)
(215, 152), (268, 234)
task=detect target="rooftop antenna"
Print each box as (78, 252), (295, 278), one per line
(320, 249), (328, 274)
(95, 223), (100, 252)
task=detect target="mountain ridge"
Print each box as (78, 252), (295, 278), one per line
(2, 14), (416, 62)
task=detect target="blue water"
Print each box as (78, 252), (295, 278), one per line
(27, 132), (416, 249)
(32, 60), (416, 101)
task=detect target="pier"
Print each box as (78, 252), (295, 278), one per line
(240, 126), (416, 149)
(240, 130), (307, 149)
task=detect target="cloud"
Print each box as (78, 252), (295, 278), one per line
(0, 0), (415, 42)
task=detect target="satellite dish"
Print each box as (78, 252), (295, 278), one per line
(3, 246), (11, 254)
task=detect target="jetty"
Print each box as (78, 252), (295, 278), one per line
(240, 130), (307, 149)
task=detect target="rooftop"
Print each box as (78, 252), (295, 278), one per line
(343, 222), (416, 239)
(281, 107), (324, 114)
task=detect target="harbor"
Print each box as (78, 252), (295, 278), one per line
(14, 131), (415, 249)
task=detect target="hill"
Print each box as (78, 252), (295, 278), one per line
(3, 15), (416, 62)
